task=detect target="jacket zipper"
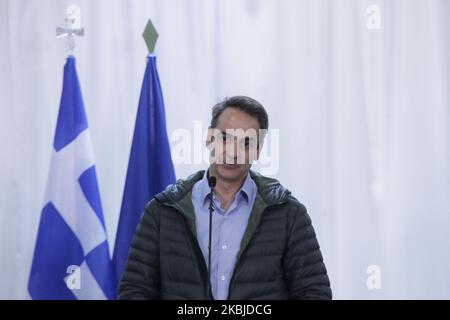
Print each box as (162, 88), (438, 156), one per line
(159, 198), (289, 300)
(159, 201), (213, 300)
(226, 201), (287, 299)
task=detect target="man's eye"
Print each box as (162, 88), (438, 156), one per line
(244, 137), (256, 148)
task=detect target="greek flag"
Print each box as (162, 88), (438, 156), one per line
(28, 56), (114, 300)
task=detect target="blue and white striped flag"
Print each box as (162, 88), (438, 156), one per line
(28, 55), (114, 300)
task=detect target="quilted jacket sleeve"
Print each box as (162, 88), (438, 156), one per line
(118, 200), (161, 300)
(283, 200), (332, 300)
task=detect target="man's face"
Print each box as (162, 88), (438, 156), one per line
(207, 108), (262, 183)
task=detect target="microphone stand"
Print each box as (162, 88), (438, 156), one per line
(206, 176), (216, 299)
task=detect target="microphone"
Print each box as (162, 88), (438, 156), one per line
(206, 175), (216, 299)
(208, 176), (217, 189)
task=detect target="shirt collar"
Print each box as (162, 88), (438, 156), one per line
(200, 169), (253, 204)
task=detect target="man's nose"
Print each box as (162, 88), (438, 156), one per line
(225, 139), (245, 164)
(223, 139), (236, 162)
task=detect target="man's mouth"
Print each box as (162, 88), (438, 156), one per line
(222, 163), (239, 170)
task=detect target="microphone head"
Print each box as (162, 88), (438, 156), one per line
(208, 176), (217, 188)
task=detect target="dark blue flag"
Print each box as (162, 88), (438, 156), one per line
(113, 54), (176, 288)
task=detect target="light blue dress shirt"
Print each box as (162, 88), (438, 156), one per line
(191, 170), (257, 300)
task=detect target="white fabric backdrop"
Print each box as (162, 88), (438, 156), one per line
(0, 0), (449, 299)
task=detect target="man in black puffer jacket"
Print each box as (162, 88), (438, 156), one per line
(118, 96), (331, 300)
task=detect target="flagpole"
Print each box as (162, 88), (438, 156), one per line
(113, 19), (176, 297)
(29, 5), (115, 300)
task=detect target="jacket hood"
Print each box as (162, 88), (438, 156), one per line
(154, 169), (291, 206)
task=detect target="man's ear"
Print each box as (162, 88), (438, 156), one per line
(206, 126), (216, 148)
(256, 142), (263, 160)
(256, 130), (267, 160)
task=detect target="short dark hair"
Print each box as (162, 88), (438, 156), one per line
(210, 96), (269, 130)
